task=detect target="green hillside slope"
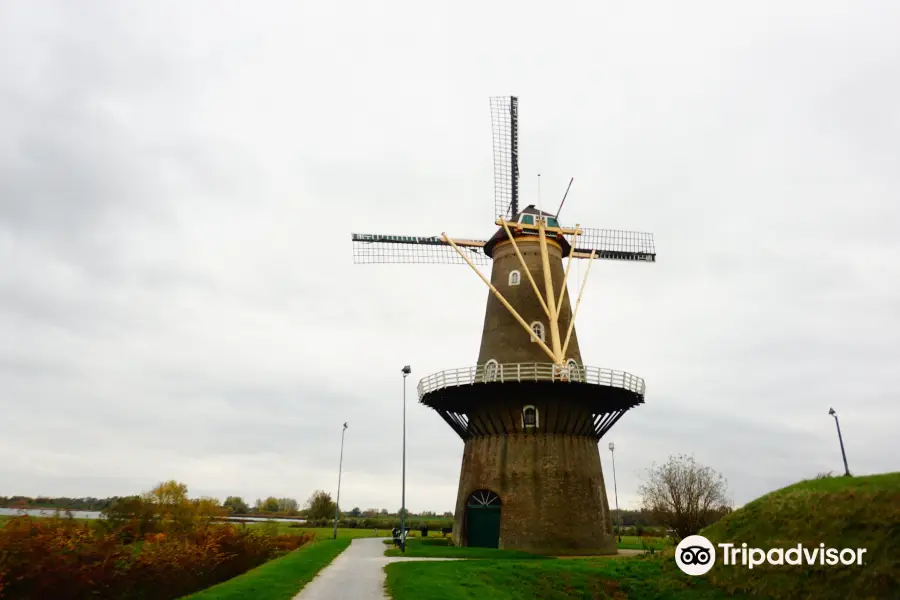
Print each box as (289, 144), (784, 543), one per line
(701, 472), (900, 600)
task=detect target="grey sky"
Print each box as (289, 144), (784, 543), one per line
(1, 1), (898, 513)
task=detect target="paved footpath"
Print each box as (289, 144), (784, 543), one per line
(292, 537), (460, 600)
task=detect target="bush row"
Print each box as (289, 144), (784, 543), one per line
(614, 525), (669, 537)
(294, 517), (453, 531)
(0, 515), (312, 600)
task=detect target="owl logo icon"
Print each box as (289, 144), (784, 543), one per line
(675, 535), (716, 576)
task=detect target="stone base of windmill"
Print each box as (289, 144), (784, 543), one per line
(450, 434), (618, 555)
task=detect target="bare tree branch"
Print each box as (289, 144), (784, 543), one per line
(638, 454), (731, 540)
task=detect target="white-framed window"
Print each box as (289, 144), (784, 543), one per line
(522, 405), (539, 430)
(483, 359), (499, 382)
(508, 270), (521, 286)
(530, 321), (545, 343)
(566, 358), (580, 381)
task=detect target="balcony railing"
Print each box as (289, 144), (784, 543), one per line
(417, 362), (645, 401)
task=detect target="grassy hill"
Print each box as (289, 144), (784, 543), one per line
(701, 472), (900, 600)
(386, 473), (899, 600)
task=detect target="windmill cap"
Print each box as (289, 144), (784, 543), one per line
(483, 205), (571, 258)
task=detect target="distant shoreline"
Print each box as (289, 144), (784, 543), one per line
(0, 507), (98, 513)
(228, 513), (307, 521)
(0, 507), (310, 523)
(0, 505), (306, 521)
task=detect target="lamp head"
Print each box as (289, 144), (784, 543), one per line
(401, 365), (412, 375)
(608, 442), (615, 451)
(343, 422), (348, 430)
(828, 407), (836, 416)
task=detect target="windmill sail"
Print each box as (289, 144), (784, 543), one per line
(351, 233), (491, 265)
(564, 227), (656, 262)
(490, 96), (519, 221)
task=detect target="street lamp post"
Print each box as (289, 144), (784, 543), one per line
(608, 442), (620, 542)
(828, 407), (851, 477)
(401, 365), (411, 552)
(333, 422), (348, 540)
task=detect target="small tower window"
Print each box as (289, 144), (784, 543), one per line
(522, 405), (539, 431)
(484, 359), (499, 382)
(508, 270), (521, 286)
(530, 321), (545, 343)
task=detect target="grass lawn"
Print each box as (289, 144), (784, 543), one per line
(383, 536), (669, 558)
(385, 554), (747, 600)
(257, 525), (391, 540)
(616, 535), (671, 551)
(385, 538), (548, 560)
(181, 538), (351, 600)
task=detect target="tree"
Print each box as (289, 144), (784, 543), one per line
(262, 497), (280, 513)
(100, 495), (160, 539)
(277, 498), (299, 514)
(100, 482), (225, 538)
(350, 507), (361, 517)
(638, 454), (730, 540)
(193, 497), (227, 522)
(143, 480), (192, 529)
(223, 496), (250, 514)
(145, 480), (188, 506)
(305, 490), (336, 520)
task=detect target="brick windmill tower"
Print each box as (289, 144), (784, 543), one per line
(351, 97), (655, 554)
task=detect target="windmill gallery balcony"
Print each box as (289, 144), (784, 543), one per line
(417, 363), (645, 440)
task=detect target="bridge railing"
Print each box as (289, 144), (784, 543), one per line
(417, 362), (645, 401)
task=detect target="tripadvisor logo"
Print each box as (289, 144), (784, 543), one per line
(675, 535), (868, 576)
(675, 535), (716, 576)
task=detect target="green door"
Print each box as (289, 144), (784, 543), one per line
(466, 490), (501, 548)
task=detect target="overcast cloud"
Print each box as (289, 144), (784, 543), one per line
(1, 1), (898, 513)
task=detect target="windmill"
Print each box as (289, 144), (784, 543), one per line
(351, 97), (655, 554)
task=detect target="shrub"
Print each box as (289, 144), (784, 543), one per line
(0, 516), (313, 600)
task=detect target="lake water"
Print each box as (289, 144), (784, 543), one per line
(0, 507), (305, 524)
(0, 508), (102, 519)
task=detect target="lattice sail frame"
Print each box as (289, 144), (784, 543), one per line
(350, 228), (656, 265)
(490, 96), (519, 222)
(566, 227), (656, 262)
(351, 233), (491, 265)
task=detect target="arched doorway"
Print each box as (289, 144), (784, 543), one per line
(466, 489), (501, 548)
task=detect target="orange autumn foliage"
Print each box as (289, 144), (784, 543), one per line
(0, 510), (312, 599)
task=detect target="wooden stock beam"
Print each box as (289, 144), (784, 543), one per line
(495, 219), (580, 236)
(501, 220), (551, 318)
(442, 233), (558, 363)
(561, 249), (596, 358)
(537, 219), (563, 364)
(556, 224), (580, 317)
